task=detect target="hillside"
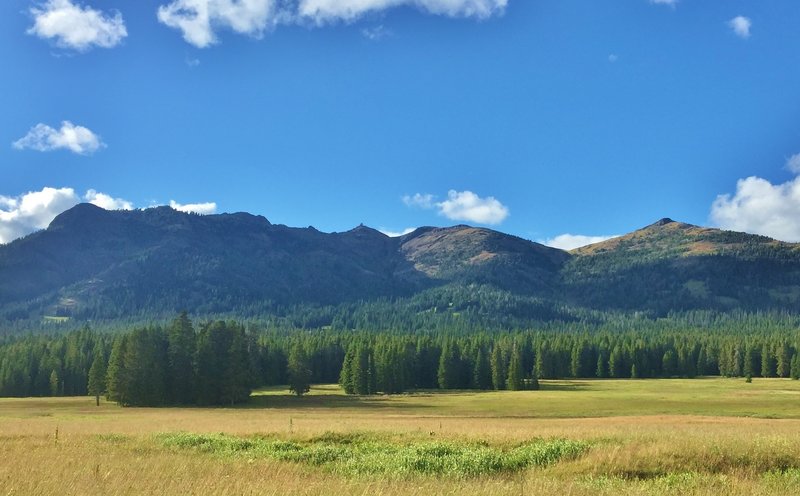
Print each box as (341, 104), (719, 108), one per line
(0, 204), (567, 323)
(1, 206), (800, 328)
(562, 218), (800, 312)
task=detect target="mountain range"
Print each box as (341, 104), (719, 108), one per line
(1, 203), (799, 328)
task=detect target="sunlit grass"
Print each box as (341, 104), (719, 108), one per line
(2, 378), (800, 495)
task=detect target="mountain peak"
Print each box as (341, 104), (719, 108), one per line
(651, 217), (676, 227)
(47, 203), (111, 231)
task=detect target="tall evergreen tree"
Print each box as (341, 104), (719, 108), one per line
(472, 346), (492, 390)
(761, 344), (776, 377)
(87, 341), (107, 406)
(490, 344), (506, 390)
(437, 341), (461, 389)
(507, 345), (524, 391)
(167, 311), (196, 405)
(287, 343), (311, 397)
(105, 335), (128, 404)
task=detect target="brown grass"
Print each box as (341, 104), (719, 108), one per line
(2, 379), (800, 495)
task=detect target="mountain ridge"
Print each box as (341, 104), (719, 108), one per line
(2, 204), (800, 327)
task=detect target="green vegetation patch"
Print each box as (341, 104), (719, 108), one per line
(157, 432), (589, 478)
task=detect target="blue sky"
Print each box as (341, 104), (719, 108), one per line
(3, 0), (800, 248)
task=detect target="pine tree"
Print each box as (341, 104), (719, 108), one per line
(287, 343), (311, 397)
(437, 342), (460, 389)
(87, 342), (107, 406)
(761, 344), (776, 377)
(790, 354), (800, 380)
(167, 312), (196, 404)
(595, 352), (607, 378)
(744, 345), (756, 378)
(472, 346), (492, 390)
(105, 336), (128, 404)
(490, 345), (506, 390)
(339, 346), (355, 394)
(507, 345), (524, 390)
(776, 343), (791, 378)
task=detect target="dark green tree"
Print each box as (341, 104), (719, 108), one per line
(287, 343), (312, 397)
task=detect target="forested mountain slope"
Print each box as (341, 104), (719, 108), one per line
(1, 206), (799, 328)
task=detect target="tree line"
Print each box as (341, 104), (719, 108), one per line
(1, 313), (799, 405)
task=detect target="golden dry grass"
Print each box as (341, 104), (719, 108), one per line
(1, 379), (800, 495)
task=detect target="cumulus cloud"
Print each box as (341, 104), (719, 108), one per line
(0, 187), (79, 244)
(157, 0), (506, 46)
(169, 200), (217, 215)
(27, 0), (127, 51)
(379, 227), (416, 237)
(12, 121), (105, 155)
(541, 233), (619, 251)
(156, 0), (279, 48)
(711, 173), (800, 242)
(728, 16), (751, 39)
(404, 190), (509, 225)
(0, 187), (134, 244)
(437, 190), (509, 224)
(298, 0), (507, 24)
(84, 189), (133, 210)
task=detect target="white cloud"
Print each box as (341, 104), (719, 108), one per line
(786, 153), (800, 174)
(302, 0), (506, 23)
(403, 190), (509, 224)
(541, 233), (619, 251)
(0, 187), (80, 244)
(436, 190), (508, 224)
(728, 16), (751, 39)
(379, 227), (416, 237)
(0, 188), (221, 243)
(299, 0), (507, 24)
(157, 0), (506, 46)
(710, 173), (800, 242)
(402, 193), (435, 209)
(27, 0), (127, 51)
(13, 121), (105, 155)
(157, 0), (279, 48)
(649, 0), (678, 7)
(84, 189), (133, 210)
(169, 200), (217, 215)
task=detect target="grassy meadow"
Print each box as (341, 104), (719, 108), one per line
(2, 378), (800, 495)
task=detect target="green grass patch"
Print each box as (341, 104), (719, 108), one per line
(157, 432), (590, 478)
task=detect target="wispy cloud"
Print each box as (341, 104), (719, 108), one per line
(299, 0), (507, 24)
(27, 0), (127, 51)
(541, 233), (619, 251)
(728, 16), (752, 39)
(13, 121), (105, 155)
(403, 190), (509, 225)
(402, 193), (435, 209)
(361, 24), (392, 41)
(157, 0), (507, 47)
(785, 153), (800, 174)
(649, 0), (678, 7)
(169, 200), (217, 215)
(710, 159), (800, 242)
